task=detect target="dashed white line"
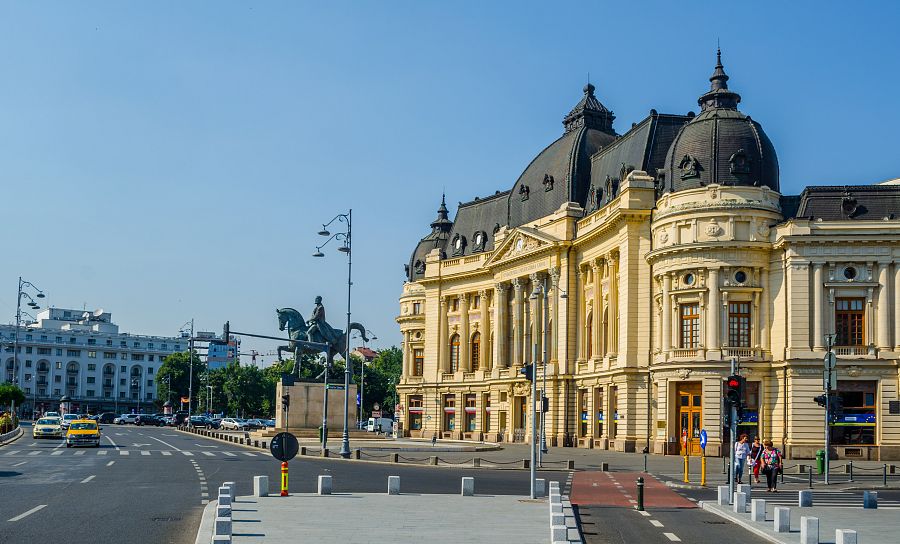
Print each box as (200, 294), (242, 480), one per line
(51, 451), (63, 456)
(74, 451), (85, 456)
(81, 475), (96, 483)
(663, 533), (681, 542)
(4, 450), (20, 455)
(11, 461), (27, 467)
(241, 452), (256, 457)
(8, 504), (47, 522)
(141, 451), (151, 456)
(637, 510), (651, 517)
(106, 461), (115, 467)
(120, 451), (130, 456)
(649, 520), (664, 527)
(54, 441), (65, 449)
(97, 450), (107, 456)
(182, 451), (194, 456)
(161, 451), (172, 456)
(223, 452), (236, 457)
(202, 452), (215, 457)
(28, 451), (41, 456)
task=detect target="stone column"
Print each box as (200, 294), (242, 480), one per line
(459, 294), (470, 372)
(608, 253), (618, 356)
(401, 331), (410, 377)
(493, 283), (507, 368)
(661, 273), (672, 355)
(761, 267), (770, 353)
(877, 263), (890, 350)
(530, 273), (542, 362)
(439, 297), (449, 373)
(895, 264), (900, 351)
(591, 261), (602, 359)
(513, 278), (524, 366)
(550, 268), (560, 364)
(480, 289), (490, 370)
(707, 267), (720, 355)
(813, 263), (824, 350)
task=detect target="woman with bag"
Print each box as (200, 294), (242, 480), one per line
(761, 439), (782, 492)
(749, 436), (763, 484)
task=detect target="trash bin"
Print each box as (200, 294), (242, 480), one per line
(816, 449), (826, 474)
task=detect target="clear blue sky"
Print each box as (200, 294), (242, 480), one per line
(1, 2), (897, 363)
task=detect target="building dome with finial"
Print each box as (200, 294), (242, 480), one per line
(405, 194), (453, 281)
(662, 50), (779, 194)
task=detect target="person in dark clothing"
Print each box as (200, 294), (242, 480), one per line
(761, 439), (782, 492)
(749, 436), (763, 483)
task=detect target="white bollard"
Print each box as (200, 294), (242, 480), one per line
(863, 491), (878, 509)
(799, 490), (813, 507)
(550, 525), (567, 542)
(461, 477), (475, 496)
(535, 478), (546, 498)
(223, 481), (236, 499)
(733, 492), (747, 513)
(214, 516), (232, 537)
(750, 499), (766, 522)
(549, 480), (560, 491)
(550, 502), (563, 514)
(717, 485), (730, 505)
(737, 484), (752, 507)
(835, 529), (857, 544)
(212, 536), (231, 544)
(387, 475), (400, 495)
(218, 489), (232, 507)
(800, 516), (819, 544)
(216, 504), (231, 518)
(774, 507), (790, 533)
(253, 475), (268, 497)
(318, 475), (333, 495)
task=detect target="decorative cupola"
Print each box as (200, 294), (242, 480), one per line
(698, 48), (742, 111)
(562, 83), (616, 135)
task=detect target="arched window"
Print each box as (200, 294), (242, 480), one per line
(586, 313), (593, 359)
(449, 334), (460, 372)
(471, 332), (481, 371)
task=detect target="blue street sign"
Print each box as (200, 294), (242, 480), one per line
(356, 393), (361, 405)
(699, 429), (708, 450)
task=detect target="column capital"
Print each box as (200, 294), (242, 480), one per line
(512, 277), (524, 291)
(494, 282), (508, 293)
(478, 288), (489, 299)
(549, 266), (561, 281)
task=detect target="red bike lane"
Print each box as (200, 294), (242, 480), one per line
(570, 471), (696, 508)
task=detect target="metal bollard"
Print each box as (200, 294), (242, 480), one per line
(280, 461), (289, 496)
(808, 466), (813, 488)
(884, 464), (888, 486)
(701, 455), (707, 487)
(643, 453), (648, 473)
(636, 477), (644, 511)
(848, 460), (853, 482)
(683, 455), (690, 483)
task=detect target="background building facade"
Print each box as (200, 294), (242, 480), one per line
(2, 307), (185, 415)
(397, 53), (900, 460)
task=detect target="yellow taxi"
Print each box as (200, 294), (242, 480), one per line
(32, 417), (63, 439)
(65, 419), (101, 448)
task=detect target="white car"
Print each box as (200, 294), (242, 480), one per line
(61, 413), (80, 430)
(115, 414), (139, 425)
(219, 418), (248, 430)
(44, 411), (61, 419)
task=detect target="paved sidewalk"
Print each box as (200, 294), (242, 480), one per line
(215, 493), (549, 543)
(701, 499), (896, 543)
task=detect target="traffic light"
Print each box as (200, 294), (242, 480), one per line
(281, 394), (290, 409)
(725, 375), (744, 405)
(520, 364), (534, 382)
(813, 394), (827, 408)
(541, 396), (549, 413)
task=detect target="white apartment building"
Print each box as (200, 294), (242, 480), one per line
(2, 308), (185, 415)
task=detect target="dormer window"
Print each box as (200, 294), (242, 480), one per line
(729, 149), (751, 175)
(451, 234), (466, 257)
(519, 184), (530, 201)
(679, 154), (702, 180)
(472, 231), (487, 252)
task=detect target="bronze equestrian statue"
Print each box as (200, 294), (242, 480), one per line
(276, 299), (369, 378)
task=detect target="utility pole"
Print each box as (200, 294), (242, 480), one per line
(824, 334), (836, 485)
(728, 357), (738, 501)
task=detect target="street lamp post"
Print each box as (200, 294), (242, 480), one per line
(314, 209), (354, 459)
(13, 277), (45, 419)
(357, 330), (377, 429)
(180, 320), (194, 420)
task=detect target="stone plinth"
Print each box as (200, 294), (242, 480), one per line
(276, 380), (357, 430)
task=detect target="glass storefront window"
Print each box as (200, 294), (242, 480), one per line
(830, 381), (876, 445)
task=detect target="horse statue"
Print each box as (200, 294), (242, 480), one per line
(276, 307), (369, 379)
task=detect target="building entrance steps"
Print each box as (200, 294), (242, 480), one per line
(569, 471), (696, 508)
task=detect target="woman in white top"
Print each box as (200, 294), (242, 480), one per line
(734, 433), (751, 484)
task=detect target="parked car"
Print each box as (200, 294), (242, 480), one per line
(219, 417), (248, 431)
(172, 412), (189, 426)
(160, 416), (174, 426)
(264, 419), (276, 428)
(97, 413), (117, 424)
(189, 416), (212, 428)
(244, 418), (267, 430)
(32, 417), (63, 439)
(135, 414), (162, 426)
(66, 419), (101, 448)
(116, 414), (139, 425)
(61, 413), (80, 430)
(208, 418), (223, 429)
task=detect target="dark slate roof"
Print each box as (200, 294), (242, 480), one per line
(779, 194), (802, 219)
(662, 51), (779, 194)
(406, 196), (453, 281)
(585, 112), (691, 213)
(445, 190), (511, 258)
(791, 185), (900, 221)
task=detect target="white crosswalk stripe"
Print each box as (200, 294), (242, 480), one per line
(98, 451), (107, 455)
(223, 452), (236, 457)
(241, 452), (256, 456)
(51, 451), (63, 456)
(182, 451), (194, 456)
(141, 451), (151, 456)
(120, 451), (130, 456)
(161, 451), (172, 456)
(74, 451), (85, 456)
(202, 452), (215, 457)
(4, 450), (20, 456)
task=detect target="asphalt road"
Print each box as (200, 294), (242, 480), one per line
(0, 423), (568, 544)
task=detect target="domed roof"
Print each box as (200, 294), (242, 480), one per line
(508, 83), (617, 227)
(663, 51), (779, 194)
(406, 195), (453, 281)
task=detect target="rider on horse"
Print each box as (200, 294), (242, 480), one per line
(306, 296), (340, 345)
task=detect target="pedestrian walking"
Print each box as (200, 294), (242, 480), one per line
(733, 433), (750, 484)
(761, 439), (782, 492)
(749, 436), (763, 484)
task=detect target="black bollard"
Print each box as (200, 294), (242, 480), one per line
(636, 477), (645, 511)
(644, 453), (648, 473)
(884, 464), (888, 487)
(808, 466), (813, 488)
(848, 461), (854, 483)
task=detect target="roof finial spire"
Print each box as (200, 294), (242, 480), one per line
(697, 46), (741, 111)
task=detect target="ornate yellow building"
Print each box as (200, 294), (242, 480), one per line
(396, 52), (900, 460)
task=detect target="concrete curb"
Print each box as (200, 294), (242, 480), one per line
(194, 499), (218, 544)
(664, 480), (709, 490)
(174, 426), (574, 472)
(699, 501), (787, 544)
(0, 427), (24, 447)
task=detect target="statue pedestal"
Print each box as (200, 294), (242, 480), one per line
(276, 380), (357, 431)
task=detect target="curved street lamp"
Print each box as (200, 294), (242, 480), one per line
(313, 210), (354, 458)
(12, 277), (46, 419)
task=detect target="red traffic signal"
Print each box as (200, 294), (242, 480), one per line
(725, 375), (744, 405)
(727, 377), (741, 389)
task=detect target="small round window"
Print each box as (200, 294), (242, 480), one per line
(844, 266), (857, 280)
(734, 270), (747, 284)
(683, 273), (695, 286)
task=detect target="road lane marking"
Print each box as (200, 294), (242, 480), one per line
(81, 475), (96, 483)
(196, 444), (218, 448)
(120, 451), (130, 456)
(649, 520), (664, 527)
(28, 451), (41, 456)
(149, 436), (182, 452)
(97, 450), (107, 455)
(223, 452), (236, 457)
(4, 450), (20, 455)
(141, 451), (151, 456)
(106, 461), (115, 467)
(182, 451), (194, 456)
(241, 452), (256, 456)
(637, 511), (651, 517)
(12, 461), (27, 467)
(663, 533), (681, 542)
(201, 499), (209, 505)
(74, 451), (85, 456)
(161, 451), (172, 456)
(105, 435), (120, 451)
(51, 451), (63, 456)
(8, 505), (46, 522)
(201, 492), (209, 497)
(54, 441), (65, 449)
(202, 452), (215, 457)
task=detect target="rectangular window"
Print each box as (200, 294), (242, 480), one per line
(120, 378), (126, 386)
(728, 302), (751, 348)
(146, 379), (153, 387)
(69, 337), (76, 344)
(56, 337), (62, 343)
(121, 353), (127, 360)
(56, 349), (62, 357)
(88, 338), (96, 345)
(119, 392), (125, 398)
(161, 343), (167, 350)
(104, 391), (111, 399)
(412, 302), (422, 315)
(443, 394), (456, 431)
(24, 373), (31, 381)
(87, 377), (95, 384)
(38, 347), (51, 355)
(451, 298), (459, 312)
(465, 393), (477, 432)
(25, 346), (32, 354)
(24, 387), (30, 394)
(408, 395), (423, 430)
(133, 342), (140, 348)
(131, 354), (144, 361)
(830, 380), (876, 445)
(836, 298), (865, 347)
(87, 364), (96, 371)
(472, 295), (480, 310)
(120, 341), (127, 348)
(55, 362), (62, 369)
(88, 351), (97, 359)
(41, 335), (47, 341)
(148, 355), (154, 362)
(103, 352), (116, 359)
(147, 367), (154, 374)
(106, 339), (112, 346)
(25, 360), (31, 368)
(147, 343), (154, 349)
(145, 392), (153, 400)
(120, 366), (126, 372)
(413, 349), (424, 376)
(679, 303), (700, 349)
(25, 334), (32, 341)
(580, 390), (589, 437)
(66, 349), (80, 357)
(54, 388), (60, 396)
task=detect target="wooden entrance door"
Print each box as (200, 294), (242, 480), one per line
(678, 383), (702, 455)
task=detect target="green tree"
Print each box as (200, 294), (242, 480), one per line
(353, 347), (401, 417)
(157, 351), (206, 411)
(0, 383), (26, 408)
(222, 361), (268, 418)
(196, 367), (227, 415)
